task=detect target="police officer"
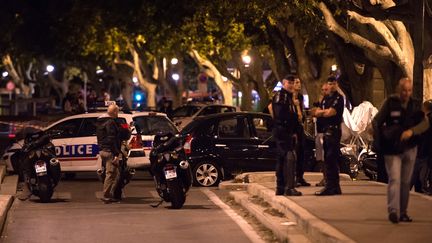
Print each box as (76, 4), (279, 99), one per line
(271, 75), (302, 196)
(312, 76), (344, 196)
(293, 76), (311, 187)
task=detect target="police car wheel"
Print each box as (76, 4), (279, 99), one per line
(193, 161), (221, 187)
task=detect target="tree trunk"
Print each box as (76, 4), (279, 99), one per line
(130, 48), (157, 108)
(286, 23), (328, 104)
(2, 54), (31, 97)
(238, 77), (252, 111)
(189, 50), (233, 106)
(318, 2), (419, 100)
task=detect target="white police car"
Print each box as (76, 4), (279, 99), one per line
(0, 111), (178, 173)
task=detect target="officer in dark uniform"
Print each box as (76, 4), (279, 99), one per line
(312, 76), (344, 196)
(271, 75), (302, 196)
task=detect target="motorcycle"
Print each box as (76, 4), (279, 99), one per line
(150, 132), (192, 209)
(339, 144), (361, 179)
(19, 131), (61, 202)
(358, 147), (378, 181)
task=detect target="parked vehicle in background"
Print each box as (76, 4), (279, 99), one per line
(179, 111), (360, 187)
(179, 112), (317, 187)
(171, 103), (238, 130)
(0, 111), (178, 174)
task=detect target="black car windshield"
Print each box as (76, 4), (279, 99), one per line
(133, 116), (178, 135)
(171, 105), (200, 118)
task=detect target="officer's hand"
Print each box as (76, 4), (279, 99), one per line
(310, 108), (319, 117)
(400, 129), (413, 141)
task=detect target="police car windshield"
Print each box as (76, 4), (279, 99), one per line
(133, 116), (177, 135)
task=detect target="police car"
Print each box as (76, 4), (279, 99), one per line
(0, 111), (178, 173)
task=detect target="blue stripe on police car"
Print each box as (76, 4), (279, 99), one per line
(55, 144), (99, 158)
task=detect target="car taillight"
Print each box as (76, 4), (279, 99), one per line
(129, 134), (143, 149)
(183, 135), (193, 155)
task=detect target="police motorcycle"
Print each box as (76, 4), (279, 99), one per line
(96, 122), (135, 200)
(149, 132), (192, 209)
(339, 144), (362, 179)
(358, 145), (378, 180)
(18, 131), (61, 203)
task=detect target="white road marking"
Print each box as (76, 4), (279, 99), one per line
(201, 188), (265, 243)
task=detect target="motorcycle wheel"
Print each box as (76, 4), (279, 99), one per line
(167, 179), (185, 209)
(38, 176), (53, 203)
(340, 155), (359, 179)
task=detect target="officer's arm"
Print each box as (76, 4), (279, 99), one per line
(315, 107), (336, 118)
(268, 103), (274, 118)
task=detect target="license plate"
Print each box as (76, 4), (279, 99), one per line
(35, 163), (47, 174)
(164, 169), (177, 179)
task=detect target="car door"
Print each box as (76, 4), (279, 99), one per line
(248, 114), (277, 171)
(45, 118), (84, 169)
(214, 115), (255, 173)
(66, 117), (101, 170)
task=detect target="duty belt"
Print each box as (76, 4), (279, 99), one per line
(325, 125), (340, 130)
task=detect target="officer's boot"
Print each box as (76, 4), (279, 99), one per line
(17, 176), (32, 201)
(316, 167), (326, 187)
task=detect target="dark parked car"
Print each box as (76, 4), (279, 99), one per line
(171, 103), (238, 130)
(180, 112), (316, 187)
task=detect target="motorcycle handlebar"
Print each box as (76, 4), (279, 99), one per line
(23, 134), (51, 153)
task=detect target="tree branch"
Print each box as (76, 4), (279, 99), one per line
(318, 2), (394, 61)
(113, 54), (134, 68)
(346, 9), (407, 67)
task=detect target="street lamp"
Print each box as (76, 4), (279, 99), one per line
(242, 55), (251, 67)
(171, 58), (179, 65)
(2, 71), (8, 78)
(331, 64), (338, 72)
(172, 73), (180, 81)
(46, 65), (55, 73)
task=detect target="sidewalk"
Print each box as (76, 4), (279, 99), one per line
(221, 172), (432, 243)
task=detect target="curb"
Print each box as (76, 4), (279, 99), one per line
(230, 190), (311, 243)
(0, 166), (6, 183)
(221, 179), (355, 243)
(247, 183), (354, 243)
(0, 195), (13, 233)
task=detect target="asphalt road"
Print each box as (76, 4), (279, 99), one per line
(1, 171), (262, 243)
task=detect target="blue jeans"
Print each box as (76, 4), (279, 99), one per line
(384, 147), (417, 215)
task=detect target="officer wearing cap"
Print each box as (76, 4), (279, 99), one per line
(271, 74), (302, 196)
(312, 76), (344, 196)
